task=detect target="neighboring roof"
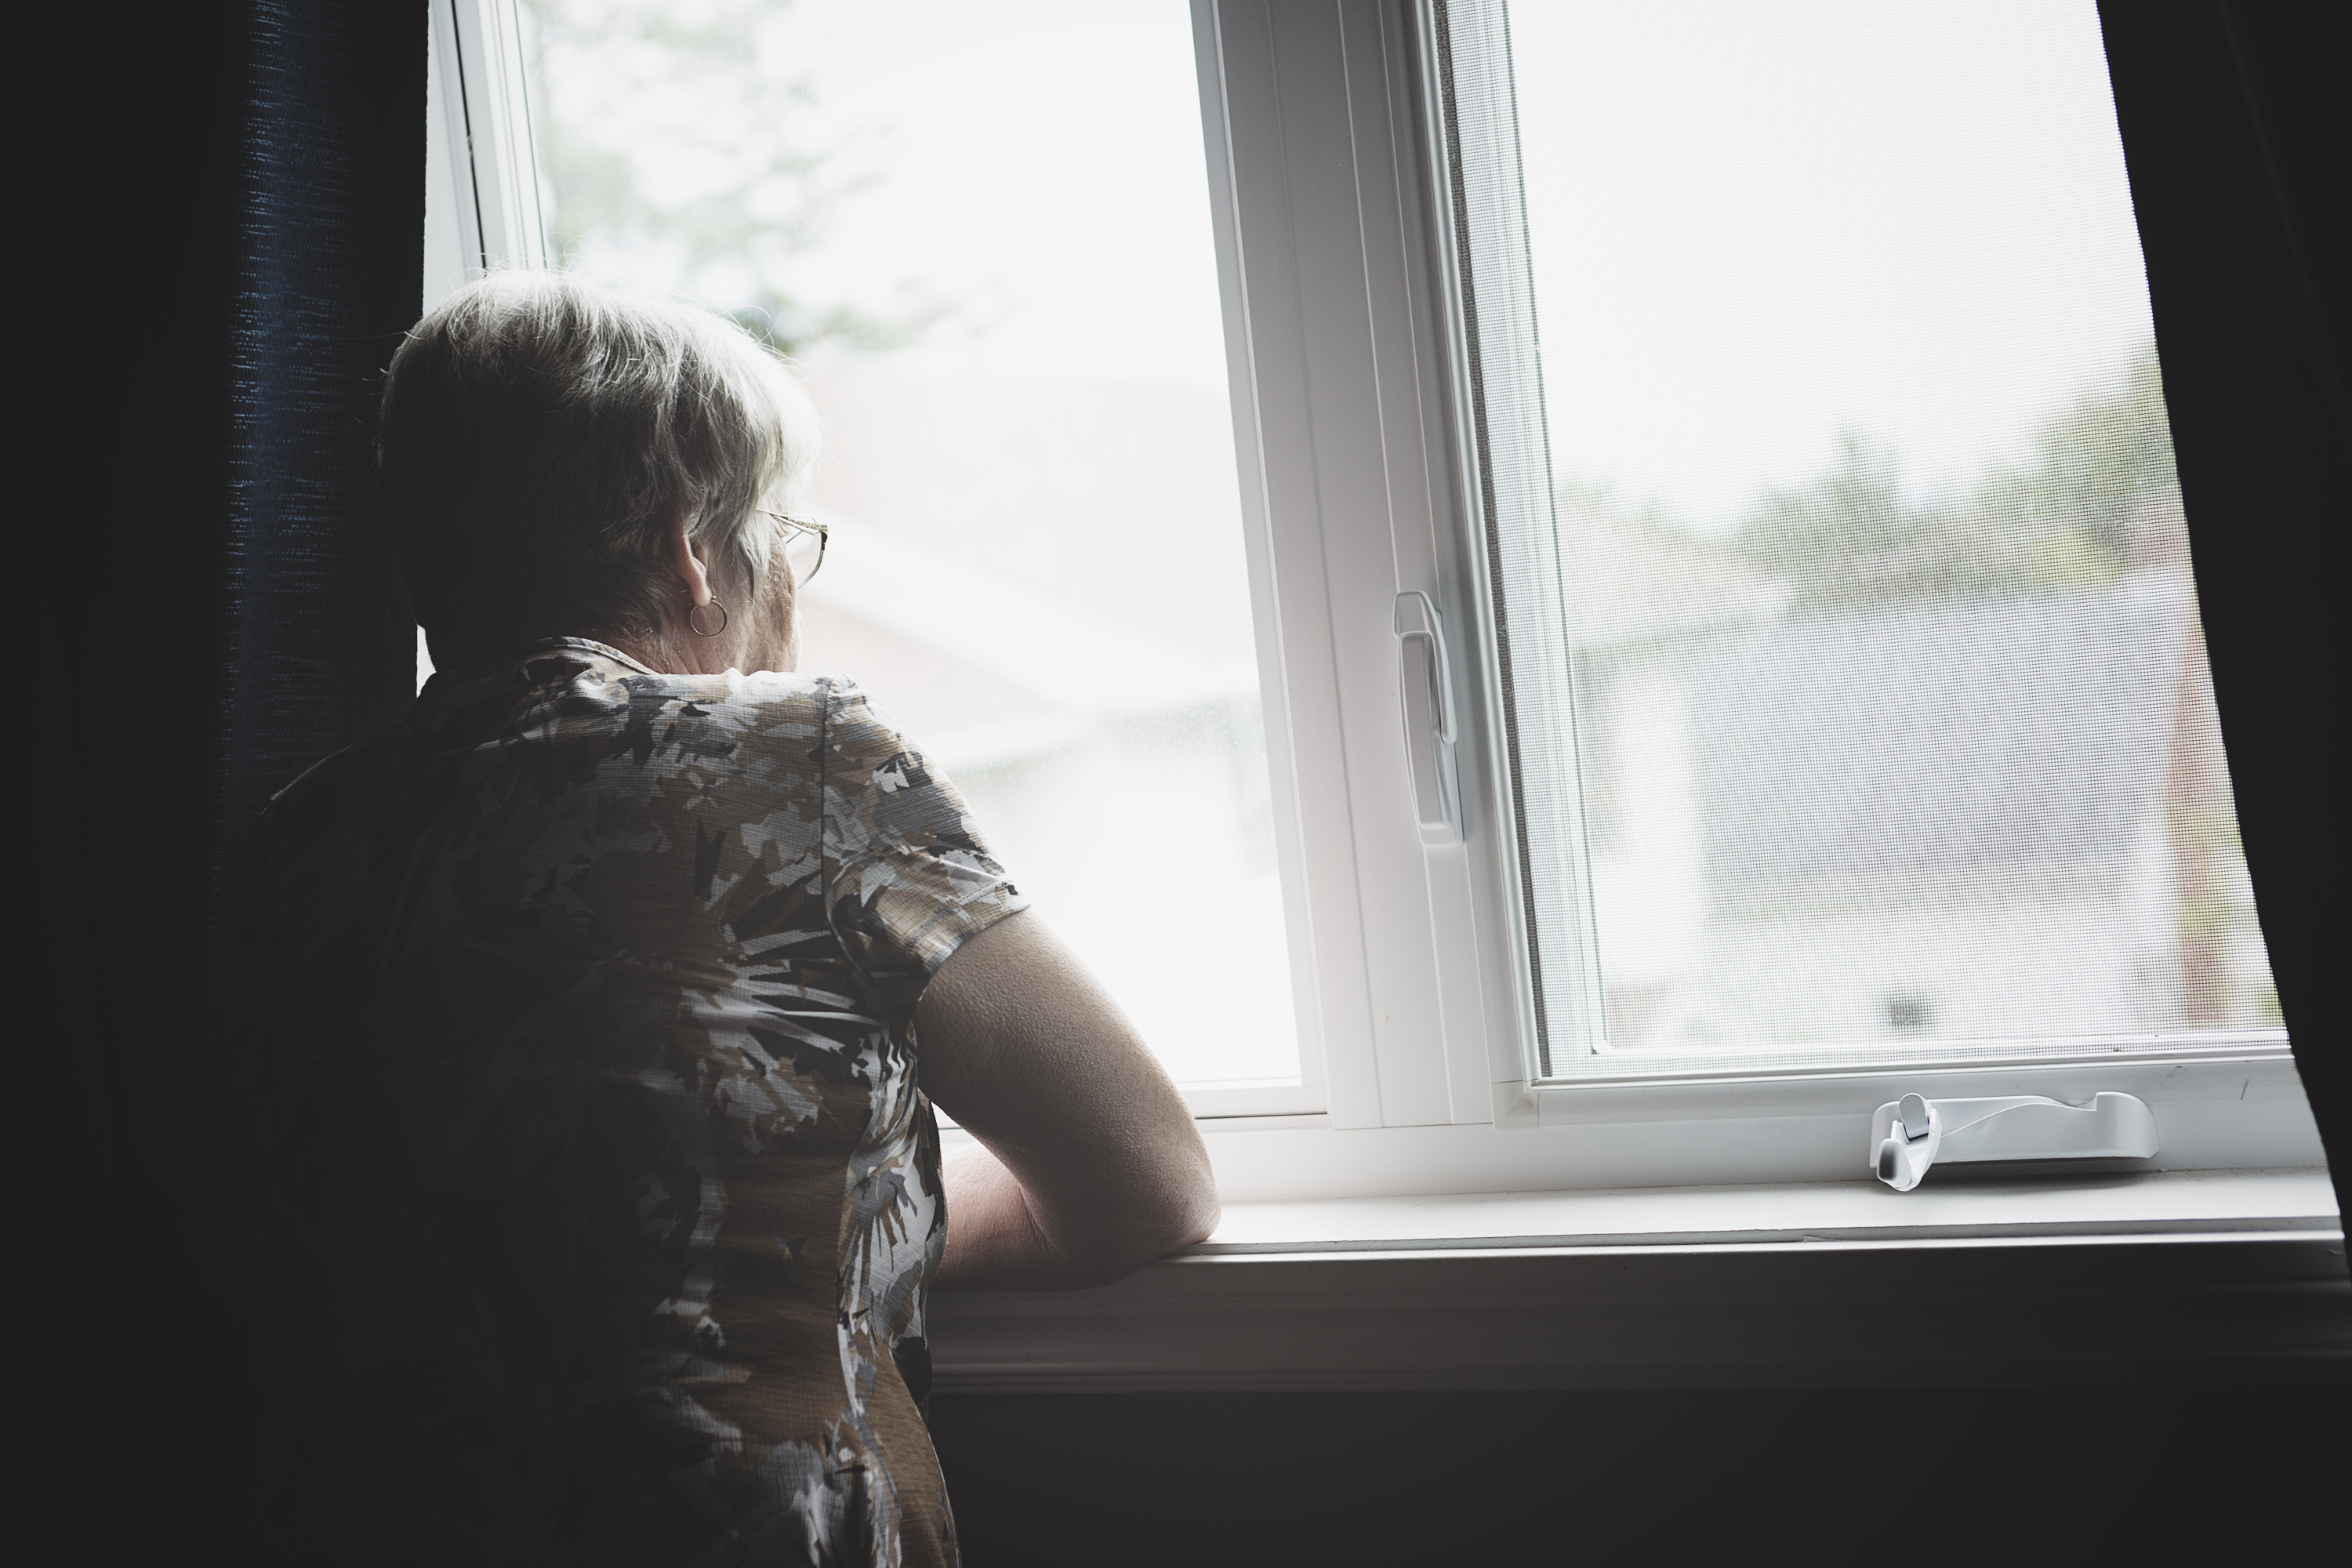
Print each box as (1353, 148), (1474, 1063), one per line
(800, 371), (1260, 667)
(803, 509), (1254, 713)
(793, 371), (1265, 770)
(1683, 574), (2194, 886)
(799, 509), (1256, 771)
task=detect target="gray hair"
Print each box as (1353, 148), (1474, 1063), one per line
(379, 270), (821, 661)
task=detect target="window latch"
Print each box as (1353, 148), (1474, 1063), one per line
(1871, 1091), (2158, 1190)
(1394, 591), (1462, 845)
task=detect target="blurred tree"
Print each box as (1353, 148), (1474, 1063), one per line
(1732, 343), (2181, 612)
(521, 0), (945, 354)
(1734, 431), (2107, 612)
(1962, 342), (2186, 568)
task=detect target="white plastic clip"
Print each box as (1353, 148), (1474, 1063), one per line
(1870, 1091), (2158, 1190)
(1875, 1093), (1942, 1191)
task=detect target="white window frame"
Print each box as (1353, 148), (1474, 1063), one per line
(434, 0), (2324, 1205)
(1184, 0), (2320, 1199)
(426, 0), (546, 307)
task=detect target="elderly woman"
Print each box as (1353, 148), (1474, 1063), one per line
(220, 270), (1218, 1566)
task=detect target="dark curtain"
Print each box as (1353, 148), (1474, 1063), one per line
(102, 2), (425, 1554)
(2099, 1), (2350, 1222)
(216, 5), (426, 903)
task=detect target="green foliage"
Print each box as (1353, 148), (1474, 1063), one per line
(1732, 343), (2183, 612)
(1962, 342), (2183, 560)
(521, 0), (945, 355)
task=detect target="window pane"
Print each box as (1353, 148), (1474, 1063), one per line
(1455, 0), (2274, 1071)
(521, 0), (1296, 1088)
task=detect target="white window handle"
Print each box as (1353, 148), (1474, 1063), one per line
(1871, 1091), (2158, 1190)
(1394, 591), (1461, 845)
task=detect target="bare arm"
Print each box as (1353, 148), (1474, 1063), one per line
(916, 909), (1220, 1291)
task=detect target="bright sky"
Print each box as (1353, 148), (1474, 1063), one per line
(1513, 0), (2159, 532)
(775, 0), (1225, 386)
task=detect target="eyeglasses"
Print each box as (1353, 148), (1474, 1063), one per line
(764, 512), (829, 584)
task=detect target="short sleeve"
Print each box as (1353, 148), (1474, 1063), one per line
(821, 678), (1030, 1011)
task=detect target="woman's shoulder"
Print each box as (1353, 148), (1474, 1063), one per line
(519, 641), (831, 713)
(443, 641), (837, 745)
(244, 723), (422, 867)
(408, 645), (941, 800)
(815, 673), (913, 745)
(521, 658), (944, 808)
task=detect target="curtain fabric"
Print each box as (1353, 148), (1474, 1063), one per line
(221, 0), (426, 895)
(2099, 1), (2350, 1222)
(101, 2), (426, 1555)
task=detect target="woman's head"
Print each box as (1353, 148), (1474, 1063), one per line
(380, 270), (821, 673)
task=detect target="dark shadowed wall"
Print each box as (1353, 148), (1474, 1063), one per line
(931, 1388), (2342, 1564)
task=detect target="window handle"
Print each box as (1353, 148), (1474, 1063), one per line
(1394, 591), (1461, 845)
(1871, 1091), (2159, 1190)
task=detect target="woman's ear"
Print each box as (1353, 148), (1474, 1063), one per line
(662, 506), (711, 608)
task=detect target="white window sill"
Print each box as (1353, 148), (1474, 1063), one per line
(1127, 1049), (2324, 1203)
(1183, 1163), (2337, 1252)
(929, 1167), (2347, 1392)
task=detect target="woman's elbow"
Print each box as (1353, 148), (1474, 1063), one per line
(1145, 1157), (1223, 1262)
(1153, 1144), (1221, 1254)
(1065, 1171), (1220, 1287)
(1171, 1168), (1221, 1251)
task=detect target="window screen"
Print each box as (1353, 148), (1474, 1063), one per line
(1439, 0), (2277, 1076)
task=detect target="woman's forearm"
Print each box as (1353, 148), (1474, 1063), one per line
(932, 1142), (1076, 1290)
(916, 912), (1223, 1292)
(933, 1140), (1200, 1291)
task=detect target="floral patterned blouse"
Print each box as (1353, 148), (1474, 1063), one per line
(220, 639), (1027, 1566)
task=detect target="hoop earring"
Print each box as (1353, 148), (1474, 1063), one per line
(688, 598), (729, 637)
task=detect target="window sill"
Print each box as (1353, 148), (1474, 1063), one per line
(1156, 1050), (2323, 1201)
(929, 1167), (2347, 1391)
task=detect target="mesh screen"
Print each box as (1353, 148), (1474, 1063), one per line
(1440, 0), (2275, 1075)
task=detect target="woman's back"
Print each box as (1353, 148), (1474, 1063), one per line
(223, 638), (1025, 1566)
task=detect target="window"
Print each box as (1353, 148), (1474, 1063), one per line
(1181, 0), (2318, 1195)
(432, 0), (1308, 1112)
(1479, 0), (2278, 1079)
(430, 0), (2325, 1203)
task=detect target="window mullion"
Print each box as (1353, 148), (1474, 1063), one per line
(1205, 0), (1524, 1130)
(433, 0), (548, 278)
(1425, 0), (1609, 1078)
(1200, 0), (1387, 1128)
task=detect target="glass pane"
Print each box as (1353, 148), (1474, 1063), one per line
(1471, 0), (2274, 1069)
(520, 0), (1296, 1089)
